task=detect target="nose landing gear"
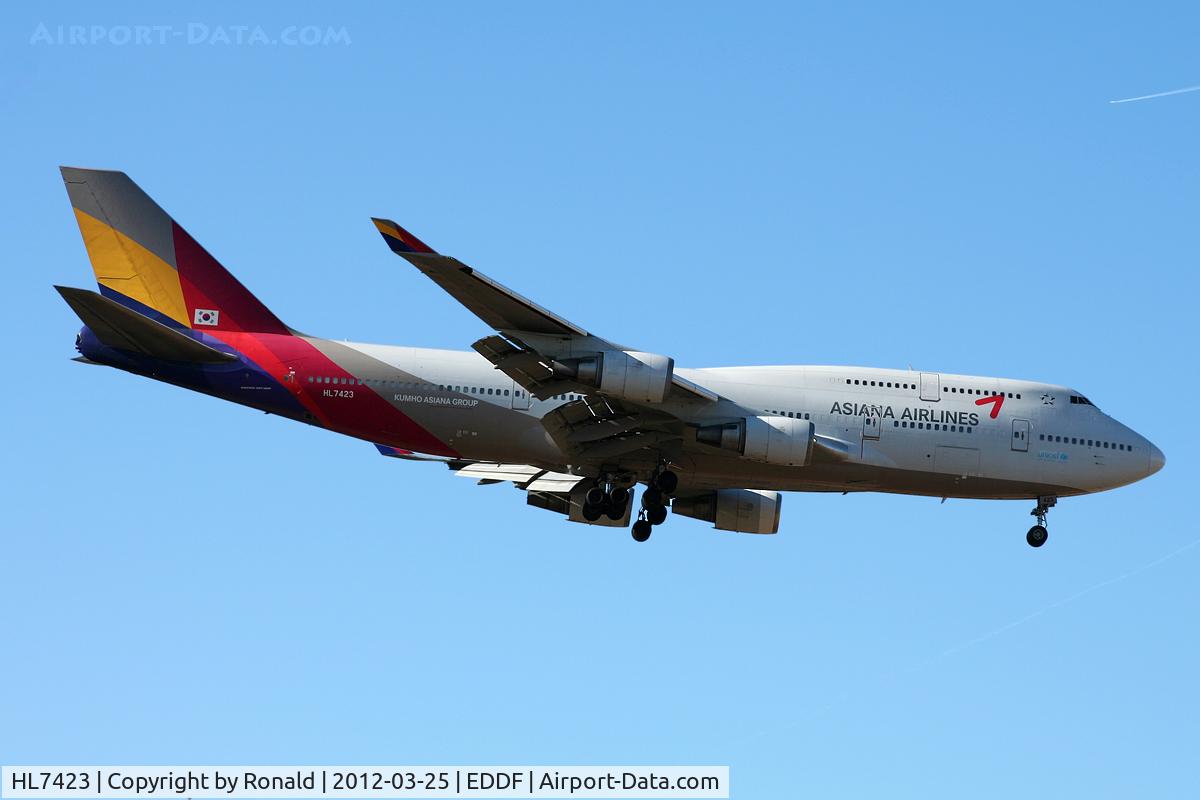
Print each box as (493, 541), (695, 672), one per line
(1026, 495), (1056, 547)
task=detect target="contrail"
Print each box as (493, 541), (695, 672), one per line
(731, 535), (1200, 744)
(1110, 84), (1200, 104)
(926, 535), (1200, 662)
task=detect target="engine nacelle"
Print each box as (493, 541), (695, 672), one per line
(696, 416), (814, 466)
(570, 350), (673, 404)
(672, 489), (782, 534)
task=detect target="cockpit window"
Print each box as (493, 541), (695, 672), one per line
(1070, 395), (1096, 407)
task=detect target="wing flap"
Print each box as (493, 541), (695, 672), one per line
(471, 334), (579, 400)
(453, 462), (543, 483)
(524, 471), (586, 492)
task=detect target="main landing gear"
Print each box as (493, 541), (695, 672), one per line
(631, 468), (679, 542)
(1026, 495), (1056, 548)
(581, 480), (630, 523)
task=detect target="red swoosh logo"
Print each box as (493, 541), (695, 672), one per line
(975, 394), (1005, 419)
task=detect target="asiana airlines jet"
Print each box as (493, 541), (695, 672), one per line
(55, 168), (1164, 546)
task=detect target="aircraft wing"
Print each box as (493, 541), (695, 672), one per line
(370, 217), (719, 405)
(371, 218), (588, 337)
(374, 445), (631, 526)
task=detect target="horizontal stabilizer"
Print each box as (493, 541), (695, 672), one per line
(373, 443), (460, 463)
(55, 285), (236, 363)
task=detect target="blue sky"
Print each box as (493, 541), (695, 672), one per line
(2, 2), (1197, 797)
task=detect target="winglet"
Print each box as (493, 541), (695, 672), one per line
(371, 218), (437, 254)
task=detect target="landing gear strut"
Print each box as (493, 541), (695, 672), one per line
(1026, 495), (1056, 548)
(630, 466), (679, 542)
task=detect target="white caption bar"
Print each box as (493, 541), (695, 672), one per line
(2, 768), (728, 799)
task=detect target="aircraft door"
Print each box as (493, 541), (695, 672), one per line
(282, 359), (305, 396)
(863, 413), (881, 440)
(510, 382), (531, 410)
(1011, 419), (1030, 452)
(920, 372), (940, 401)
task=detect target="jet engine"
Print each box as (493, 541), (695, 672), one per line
(559, 350), (674, 404)
(672, 489), (782, 534)
(696, 416), (814, 466)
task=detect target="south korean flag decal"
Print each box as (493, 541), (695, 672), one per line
(193, 308), (220, 326)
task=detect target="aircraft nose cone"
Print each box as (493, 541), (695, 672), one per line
(1148, 443), (1166, 476)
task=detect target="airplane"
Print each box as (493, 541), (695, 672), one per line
(55, 167), (1165, 546)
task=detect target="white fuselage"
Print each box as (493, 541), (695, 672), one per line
(324, 341), (1163, 501)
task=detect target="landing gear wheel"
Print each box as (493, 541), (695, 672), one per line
(604, 500), (625, 521)
(585, 485), (606, 507)
(646, 503), (668, 526)
(1026, 525), (1048, 548)
(654, 470), (679, 495)
(609, 487), (630, 507)
(642, 486), (663, 507)
(581, 503), (603, 522)
(632, 520), (652, 542)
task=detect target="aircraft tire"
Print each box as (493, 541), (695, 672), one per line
(655, 470), (679, 494)
(646, 503), (668, 526)
(1026, 525), (1048, 548)
(632, 520), (652, 542)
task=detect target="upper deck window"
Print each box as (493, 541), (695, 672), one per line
(1070, 395), (1096, 407)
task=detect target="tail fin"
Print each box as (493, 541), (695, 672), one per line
(60, 167), (289, 335)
